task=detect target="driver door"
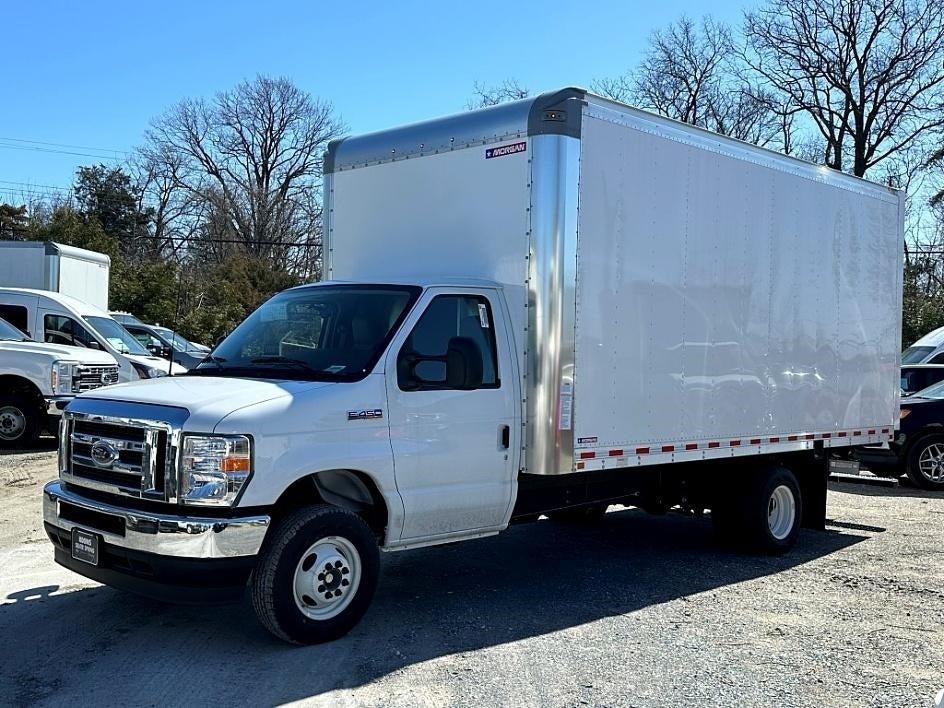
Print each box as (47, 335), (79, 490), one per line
(385, 288), (518, 542)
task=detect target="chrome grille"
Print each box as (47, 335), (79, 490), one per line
(74, 365), (120, 392)
(63, 417), (171, 500)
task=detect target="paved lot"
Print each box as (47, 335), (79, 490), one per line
(1, 441), (942, 707)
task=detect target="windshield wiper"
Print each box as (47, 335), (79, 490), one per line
(249, 355), (320, 373)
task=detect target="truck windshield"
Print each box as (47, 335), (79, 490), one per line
(0, 317), (28, 341)
(902, 346), (935, 364)
(85, 316), (150, 355)
(191, 284), (421, 381)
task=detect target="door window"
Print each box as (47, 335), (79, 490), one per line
(0, 304), (28, 333)
(44, 314), (99, 349)
(397, 294), (499, 391)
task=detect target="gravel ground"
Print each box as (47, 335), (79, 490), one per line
(0, 442), (942, 708)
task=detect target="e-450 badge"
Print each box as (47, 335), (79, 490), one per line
(348, 409), (383, 421)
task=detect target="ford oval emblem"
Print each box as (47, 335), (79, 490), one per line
(90, 439), (119, 468)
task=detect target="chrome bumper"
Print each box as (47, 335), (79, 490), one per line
(43, 480), (270, 559)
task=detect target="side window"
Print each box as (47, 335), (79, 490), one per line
(0, 304), (28, 333)
(928, 353), (944, 364)
(44, 314), (97, 348)
(397, 294), (499, 391)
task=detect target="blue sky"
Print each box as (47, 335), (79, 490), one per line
(1, 0), (746, 199)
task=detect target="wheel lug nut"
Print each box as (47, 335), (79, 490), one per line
(334, 561), (343, 568)
(341, 579), (349, 586)
(317, 573), (324, 581)
(341, 567), (349, 575)
(317, 584), (325, 592)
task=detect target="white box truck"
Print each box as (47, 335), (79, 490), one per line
(42, 88), (903, 644)
(0, 241), (110, 310)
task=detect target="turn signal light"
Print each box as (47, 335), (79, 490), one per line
(899, 409), (911, 420)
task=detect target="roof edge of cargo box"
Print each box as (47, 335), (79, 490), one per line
(323, 87), (587, 174)
(0, 240), (111, 265)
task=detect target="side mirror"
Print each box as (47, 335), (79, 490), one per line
(147, 343), (163, 356)
(445, 336), (484, 390)
(88, 340), (101, 350)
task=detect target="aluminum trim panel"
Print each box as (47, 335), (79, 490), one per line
(525, 135), (580, 475)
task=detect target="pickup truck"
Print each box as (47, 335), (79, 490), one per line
(0, 316), (118, 447)
(42, 89), (902, 644)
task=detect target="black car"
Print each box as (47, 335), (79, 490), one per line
(121, 323), (206, 369)
(900, 364), (944, 397)
(858, 380), (944, 491)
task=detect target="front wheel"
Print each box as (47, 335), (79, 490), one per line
(250, 505), (380, 644)
(0, 394), (40, 448)
(906, 434), (944, 491)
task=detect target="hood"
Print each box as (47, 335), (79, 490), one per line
(124, 353), (188, 375)
(0, 340), (117, 365)
(77, 375), (333, 430)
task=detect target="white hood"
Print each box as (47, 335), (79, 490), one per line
(0, 340), (116, 365)
(77, 375), (333, 430)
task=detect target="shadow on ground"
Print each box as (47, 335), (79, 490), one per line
(0, 507), (867, 706)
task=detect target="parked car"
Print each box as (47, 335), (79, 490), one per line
(901, 326), (944, 364)
(0, 316), (118, 447)
(109, 311), (146, 328)
(857, 380), (944, 491)
(0, 288), (186, 381)
(150, 325), (210, 353)
(121, 322), (202, 369)
(900, 364), (944, 396)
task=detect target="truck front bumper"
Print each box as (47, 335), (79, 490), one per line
(43, 480), (271, 603)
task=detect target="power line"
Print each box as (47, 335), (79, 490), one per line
(0, 143), (121, 161)
(0, 179), (73, 193)
(0, 136), (127, 154)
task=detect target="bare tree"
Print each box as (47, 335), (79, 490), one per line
(593, 16), (784, 147)
(743, 0), (944, 177)
(142, 75), (343, 274)
(466, 79), (529, 109)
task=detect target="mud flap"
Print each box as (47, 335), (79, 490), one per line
(794, 454), (829, 530)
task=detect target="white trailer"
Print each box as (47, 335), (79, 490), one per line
(0, 241), (110, 310)
(42, 89), (903, 644)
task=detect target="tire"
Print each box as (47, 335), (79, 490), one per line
(0, 394), (40, 448)
(905, 434), (944, 491)
(712, 465), (802, 554)
(250, 505), (380, 644)
(547, 504), (608, 523)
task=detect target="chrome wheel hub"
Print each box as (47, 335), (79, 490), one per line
(917, 443), (944, 483)
(767, 484), (797, 540)
(0, 405), (26, 441)
(293, 535), (361, 620)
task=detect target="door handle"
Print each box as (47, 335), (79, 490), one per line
(499, 424), (510, 449)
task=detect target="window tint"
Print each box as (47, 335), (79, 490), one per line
(928, 353), (944, 365)
(902, 346), (934, 364)
(44, 314), (98, 348)
(0, 305), (28, 333)
(398, 294), (499, 390)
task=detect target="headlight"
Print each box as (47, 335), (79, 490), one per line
(51, 361), (78, 394)
(179, 434), (251, 506)
(131, 361), (168, 379)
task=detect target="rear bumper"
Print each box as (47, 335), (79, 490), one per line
(42, 480), (270, 603)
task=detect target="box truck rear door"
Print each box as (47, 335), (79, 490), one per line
(385, 289), (517, 541)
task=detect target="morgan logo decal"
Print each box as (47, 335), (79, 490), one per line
(348, 409), (383, 421)
(485, 141), (527, 159)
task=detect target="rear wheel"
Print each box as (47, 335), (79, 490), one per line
(0, 394), (39, 448)
(712, 465), (802, 554)
(251, 505), (380, 644)
(906, 434), (944, 491)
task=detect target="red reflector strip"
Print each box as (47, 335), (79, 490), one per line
(853, 431), (862, 436)
(608, 449), (623, 457)
(882, 428), (890, 434)
(867, 429), (876, 435)
(708, 442), (720, 449)
(750, 438), (761, 445)
(837, 431), (847, 438)
(661, 445), (675, 453)
(787, 435), (798, 441)
(770, 437), (780, 443)
(805, 434), (815, 440)
(821, 433), (832, 439)
(579, 452), (595, 460)
(685, 443), (698, 451)
(635, 446), (650, 455)
(730, 440), (741, 447)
